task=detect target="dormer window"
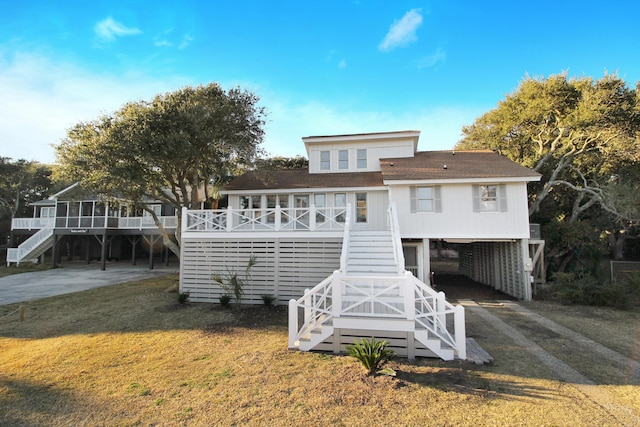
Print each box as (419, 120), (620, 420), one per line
(320, 151), (330, 171)
(338, 150), (349, 170)
(357, 149), (367, 169)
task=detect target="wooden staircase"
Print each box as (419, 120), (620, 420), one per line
(6, 226), (54, 266)
(288, 204), (466, 361)
(345, 231), (400, 276)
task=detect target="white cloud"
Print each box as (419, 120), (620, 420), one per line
(179, 34), (193, 49)
(417, 48), (446, 68)
(338, 59), (347, 69)
(378, 9), (423, 52)
(0, 52), (190, 163)
(94, 17), (141, 42)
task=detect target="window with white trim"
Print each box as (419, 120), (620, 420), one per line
(338, 150), (349, 170)
(356, 192), (367, 223)
(320, 151), (330, 170)
(314, 193), (326, 223)
(357, 149), (367, 169)
(335, 192), (346, 223)
(410, 186), (441, 213)
(473, 184), (507, 212)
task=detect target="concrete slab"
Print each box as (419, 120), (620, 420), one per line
(0, 262), (178, 306)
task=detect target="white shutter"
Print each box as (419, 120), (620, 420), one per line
(498, 184), (507, 212)
(472, 185), (480, 212)
(410, 187), (417, 213)
(434, 186), (442, 213)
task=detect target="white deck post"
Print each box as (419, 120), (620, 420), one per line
(288, 299), (298, 349)
(303, 288), (311, 325)
(181, 207), (188, 231)
(403, 271), (415, 320)
(437, 291), (446, 334)
(309, 205), (316, 231)
(275, 205), (281, 230)
(454, 305), (466, 360)
(332, 271), (342, 318)
(226, 206), (233, 232)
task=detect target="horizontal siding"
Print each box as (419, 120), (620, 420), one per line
(312, 329), (437, 358)
(391, 182), (531, 239)
(180, 238), (341, 304)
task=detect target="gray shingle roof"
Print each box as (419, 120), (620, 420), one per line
(380, 150), (541, 181)
(224, 150), (541, 191)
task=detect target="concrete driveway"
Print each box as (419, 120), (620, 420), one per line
(0, 262), (178, 306)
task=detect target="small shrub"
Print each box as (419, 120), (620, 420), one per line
(219, 294), (232, 308)
(212, 255), (257, 306)
(346, 337), (396, 376)
(260, 294), (276, 306)
(178, 291), (190, 304)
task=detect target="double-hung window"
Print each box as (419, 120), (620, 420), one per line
(338, 150), (349, 170)
(355, 192), (367, 223)
(357, 149), (367, 169)
(320, 151), (330, 171)
(473, 184), (507, 212)
(410, 186), (441, 213)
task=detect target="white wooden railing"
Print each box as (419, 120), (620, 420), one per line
(6, 225), (54, 265)
(11, 216), (177, 230)
(388, 203), (405, 275)
(117, 216), (178, 230)
(288, 270), (466, 359)
(183, 205), (349, 233)
(11, 217), (54, 230)
(338, 207), (352, 271)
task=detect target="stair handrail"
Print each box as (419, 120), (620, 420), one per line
(406, 272), (466, 359)
(288, 271), (337, 349)
(387, 203), (405, 275)
(338, 204), (352, 272)
(8, 225), (55, 265)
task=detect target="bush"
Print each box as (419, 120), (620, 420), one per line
(211, 256), (257, 306)
(547, 271), (640, 309)
(177, 292), (190, 304)
(346, 337), (396, 376)
(260, 294), (276, 306)
(219, 294), (232, 308)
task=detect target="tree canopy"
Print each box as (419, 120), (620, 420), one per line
(0, 158), (55, 245)
(55, 83), (267, 256)
(457, 73), (640, 269)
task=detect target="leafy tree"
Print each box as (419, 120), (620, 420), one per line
(55, 83), (266, 256)
(254, 155), (308, 170)
(457, 73), (640, 268)
(0, 158), (55, 245)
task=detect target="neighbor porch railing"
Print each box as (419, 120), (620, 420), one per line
(182, 205), (349, 232)
(11, 215), (178, 230)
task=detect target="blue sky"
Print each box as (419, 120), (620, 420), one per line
(1, 1), (639, 164)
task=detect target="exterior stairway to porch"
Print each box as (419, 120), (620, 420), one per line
(288, 204), (467, 361)
(344, 231), (400, 276)
(6, 226), (54, 266)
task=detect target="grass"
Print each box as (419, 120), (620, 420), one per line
(1, 274), (639, 426)
(0, 261), (51, 278)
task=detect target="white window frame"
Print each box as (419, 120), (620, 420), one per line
(338, 149), (349, 170)
(410, 186), (441, 213)
(357, 149), (367, 169)
(355, 192), (367, 223)
(473, 184), (507, 212)
(320, 150), (330, 171)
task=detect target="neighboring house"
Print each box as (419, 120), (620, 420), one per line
(8, 183), (177, 270)
(179, 130), (543, 360)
